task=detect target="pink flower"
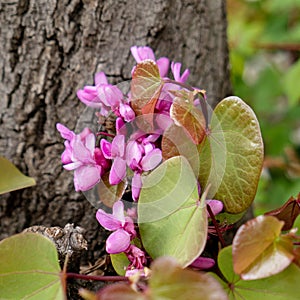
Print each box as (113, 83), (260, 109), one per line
(56, 123), (108, 192)
(131, 46), (170, 77)
(77, 72), (135, 121)
(171, 62), (190, 83)
(190, 256), (215, 270)
(126, 133), (162, 201)
(206, 199), (223, 217)
(96, 201), (136, 254)
(126, 245), (147, 270)
(101, 135), (127, 185)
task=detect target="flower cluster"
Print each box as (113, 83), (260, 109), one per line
(96, 201), (146, 274)
(56, 123), (110, 191)
(57, 45), (190, 197)
(57, 45), (224, 275)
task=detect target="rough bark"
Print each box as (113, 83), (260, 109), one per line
(0, 0), (231, 261)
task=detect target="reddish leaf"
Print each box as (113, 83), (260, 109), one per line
(265, 193), (300, 230)
(96, 283), (146, 300)
(161, 123), (201, 177)
(293, 246), (300, 268)
(150, 257), (228, 300)
(98, 172), (127, 208)
(131, 60), (163, 117)
(214, 245), (300, 300)
(170, 90), (206, 145)
(233, 215), (294, 280)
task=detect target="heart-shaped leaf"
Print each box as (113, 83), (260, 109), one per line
(0, 156), (36, 195)
(198, 96), (264, 213)
(170, 90), (206, 145)
(138, 156), (207, 267)
(212, 246), (300, 300)
(0, 232), (64, 299)
(149, 257), (228, 300)
(233, 215), (294, 280)
(131, 60), (163, 117)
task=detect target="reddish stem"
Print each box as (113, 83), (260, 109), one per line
(96, 131), (115, 138)
(66, 273), (128, 282)
(207, 204), (226, 248)
(163, 78), (194, 91)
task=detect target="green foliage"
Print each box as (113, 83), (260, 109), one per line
(198, 96), (264, 213)
(110, 252), (130, 276)
(227, 0), (300, 213)
(138, 156), (207, 267)
(0, 156), (36, 195)
(212, 245), (300, 300)
(0, 233), (64, 300)
(284, 60), (300, 106)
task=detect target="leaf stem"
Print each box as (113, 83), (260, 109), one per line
(96, 131), (115, 138)
(207, 204), (226, 248)
(163, 78), (194, 91)
(66, 272), (129, 282)
(199, 97), (209, 130)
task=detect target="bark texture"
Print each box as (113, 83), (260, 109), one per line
(0, 0), (231, 260)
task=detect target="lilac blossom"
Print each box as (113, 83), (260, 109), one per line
(56, 123), (109, 192)
(131, 46), (170, 77)
(96, 200), (136, 254)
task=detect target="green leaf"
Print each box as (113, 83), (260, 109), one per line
(213, 246), (300, 300)
(215, 211), (246, 225)
(232, 215), (294, 280)
(138, 156), (207, 267)
(198, 96), (264, 213)
(110, 252), (130, 276)
(170, 90), (206, 145)
(98, 172), (127, 208)
(131, 60), (163, 117)
(0, 156), (36, 195)
(149, 257), (228, 300)
(0, 232), (64, 300)
(284, 56), (300, 106)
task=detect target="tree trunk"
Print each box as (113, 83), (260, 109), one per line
(0, 0), (231, 261)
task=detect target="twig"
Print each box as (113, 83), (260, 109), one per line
(207, 204), (226, 248)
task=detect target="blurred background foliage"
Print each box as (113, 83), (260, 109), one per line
(227, 0), (300, 215)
